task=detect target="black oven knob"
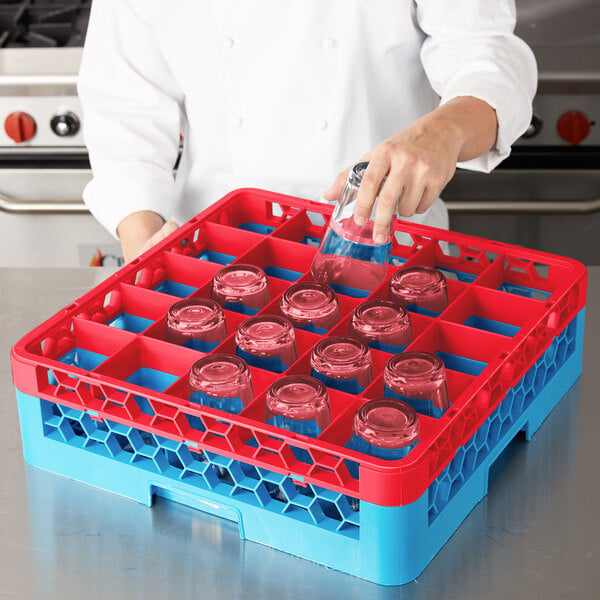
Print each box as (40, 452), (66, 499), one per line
(50, 112), (80, 137)
(522, 114), (543, 139)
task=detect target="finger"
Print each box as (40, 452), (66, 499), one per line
(160, 220), (180, 238)
(324, 169), (350, 201)
(415, 186), (439, 214)
(354, 157), (390, 226)
(135, 221), (179, 259)
(397, 177), (427, 219)
(152, 221), (179, 243)
(372, 172), (404, 243)
(122, 245), (140, 264)
(136, 238), (155, 259)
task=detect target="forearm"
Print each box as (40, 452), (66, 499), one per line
(417, 96), (498, 163)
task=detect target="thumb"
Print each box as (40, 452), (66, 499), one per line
(324, 168), (350, 201)
(324, 153), (373, 201)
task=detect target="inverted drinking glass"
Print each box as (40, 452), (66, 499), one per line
(165, 298), (227, 351)
(350, 398), (420, 458)
(345, 398), (420, 486)
(349, 298), (412, 351)
(310, 335), (373, 394)
(383, 351), (449, 418)
(388, 265), (448, 314)
(279, 281), (340, 333)
(188, 353), (253, 415)
(235, 315), (298, 373)
(266, 375), (331, 438)
(310, 162), (394, 296)
(211, 264), (270, 314)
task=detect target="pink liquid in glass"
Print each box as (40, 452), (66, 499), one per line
(211, 264), (270, 311)
(188, 354), (254, 413)
(165, 298), (227, 347)
(310, 335), (373, 392)
(354, 398), (420, 450)
(388, 266), (448, 313)
(266, 375), (332, 434)
(235, 315), (298, 370)
(310, 217), (391, 293)
(384, 351), (449, 418)
(279, 281), (340, 332)
(350, 298), (412, 348)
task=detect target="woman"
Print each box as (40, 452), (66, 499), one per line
(78, 0), (536, 262)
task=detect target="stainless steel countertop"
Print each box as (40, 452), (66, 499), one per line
(1, 267), (598, 600)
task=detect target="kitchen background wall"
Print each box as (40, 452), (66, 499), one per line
(0, 0), (598, 267)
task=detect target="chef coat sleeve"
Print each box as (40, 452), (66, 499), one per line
(77, 0), (183, 237)
(415, 0), (537, 172)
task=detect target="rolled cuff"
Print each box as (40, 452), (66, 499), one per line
(439, 81), (533, 173)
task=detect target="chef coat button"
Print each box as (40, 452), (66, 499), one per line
(231, 116), (243, 127)
(222, 36), (235, 48)
(323, 37), (337, 48)
(318, 120), (329, 131)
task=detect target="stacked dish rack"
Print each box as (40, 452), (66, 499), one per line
(11, 189), (587, 585)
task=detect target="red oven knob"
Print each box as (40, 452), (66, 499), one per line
(557, 110), (591, 145)
(4, 111), (37, 143)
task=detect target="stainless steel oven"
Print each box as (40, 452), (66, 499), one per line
(0, 2), (117, 267)
(445, 0), (600, 265)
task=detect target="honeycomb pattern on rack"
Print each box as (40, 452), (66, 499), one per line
(427, 318), (578, 522)
(40, 400), (360, 537)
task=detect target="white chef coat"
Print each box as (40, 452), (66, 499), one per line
(78, 0), (537, 238)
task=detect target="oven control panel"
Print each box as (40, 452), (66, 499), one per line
(516, 94), (599, 146)
(0, 97), (85, 149)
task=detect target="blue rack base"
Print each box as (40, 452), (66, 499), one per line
(14, 310), (585, 585)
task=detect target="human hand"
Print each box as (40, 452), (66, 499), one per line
(324, 97), (497, 243)
(117, 210), (179, 263)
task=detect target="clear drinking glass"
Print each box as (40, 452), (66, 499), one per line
(279, 281), (340, 333)
(235, 315), (298, 373)
(310, 335), (373, 394)
(383, 351), (449, 418)
(388, 266), (448, 314)
(345, 398), (420, 493)
(310, 162), (394, 296)
(211, 264), (271, 314)
(349, 298), (412, 351)
(266, 375), (331, 437)
(188, 354), (254, 414)
(349, 398), (420, 458)
(165, 298), (227, 351)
